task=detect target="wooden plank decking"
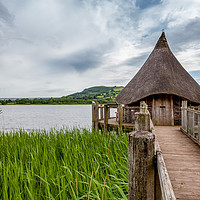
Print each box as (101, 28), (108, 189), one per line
(155, 126), (200, 200)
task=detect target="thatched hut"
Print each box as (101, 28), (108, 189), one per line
(116, 32), (200, 125)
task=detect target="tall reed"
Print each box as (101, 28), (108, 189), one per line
(0, 128), (128, 199)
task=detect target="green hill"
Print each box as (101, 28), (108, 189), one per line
(0, 86), (124, 105)
(66, 86), (124, 103)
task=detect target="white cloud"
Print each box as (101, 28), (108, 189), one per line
(0, 0), (200, 97)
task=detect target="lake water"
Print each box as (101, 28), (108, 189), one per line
(0, 105), (117, 132)
(0, 105), (92, 131)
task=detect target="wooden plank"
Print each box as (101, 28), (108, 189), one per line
(155, 126), (200, 199)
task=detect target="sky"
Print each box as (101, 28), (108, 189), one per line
(0, 0), (200, 98)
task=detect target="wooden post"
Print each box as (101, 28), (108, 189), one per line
(198, 106), (200, 144)
(95, 102), (99, 132)
(190, 106), (194, 136)
(135, 101), (150, 132)
(170, 95), (174, 126)
(104, 104), (108, 133)
(118, 104), (123, 132)
(92, 102), (95, 130)
(128, 131), (155, 200)
(181, 101), (187, 132)
(100, 105), (104, 120)
(108, 107), (110, 119)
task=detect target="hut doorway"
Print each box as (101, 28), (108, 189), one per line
(152, 94), (174, 126)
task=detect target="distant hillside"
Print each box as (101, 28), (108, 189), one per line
(66, 86), (124, 103)
(0, 86), (124, 105)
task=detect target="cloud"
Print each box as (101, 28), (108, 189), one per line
(49, 49), (103, 73)
(48, 40), (114, 73)
(0, 0), (200, 98)
(121, 53), (149, 67)
(168, 17), (200, 50)
(136, 0), (162, 9)
(0, 1), (13, 24)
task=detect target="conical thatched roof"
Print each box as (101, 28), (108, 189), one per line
(116, 32), (200, 104)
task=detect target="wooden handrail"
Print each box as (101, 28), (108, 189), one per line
(155, 139), (176, 200)
(123, 106), (140, 109)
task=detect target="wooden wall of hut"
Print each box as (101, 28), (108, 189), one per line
(125, 94), (193, 126)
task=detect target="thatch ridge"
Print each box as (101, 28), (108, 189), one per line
(116, 32), (200, 104)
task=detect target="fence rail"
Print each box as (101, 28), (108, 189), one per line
(155, 139), (176, 200)
(181, 101), (200, 145)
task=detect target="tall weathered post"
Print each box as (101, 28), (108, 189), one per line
(92, 102), (95, 130)
(135, 101), (150, 132)
(118, 104), (123, 132)
(95, 102), (99, 132)
(129, 101), (155, 200)
(189, 106), (194, 136)
(104, 104), (109, 133)
(108, 106), (110, 119)
(100, 105), (104, 120)
(181, 101), (187, 132)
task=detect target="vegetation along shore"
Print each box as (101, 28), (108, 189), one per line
(0, 86), (123, 105)
(0, 128), (128, 199)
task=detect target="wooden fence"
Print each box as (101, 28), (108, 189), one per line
(128, 102), (175, 200)
(181, 101), (200, 145)
(92, 101), (176, 199)
(92, 102), (139, 132)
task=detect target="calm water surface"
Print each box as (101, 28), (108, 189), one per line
(0, 105), (92, 131)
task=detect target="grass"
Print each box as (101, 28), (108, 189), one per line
(0, 129), (128, 199)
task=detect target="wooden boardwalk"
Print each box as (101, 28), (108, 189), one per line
(155, 126), (200, 200)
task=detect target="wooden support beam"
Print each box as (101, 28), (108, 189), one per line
(100, 105), (104, 120)
(108, 107), (110, 119)
(118, 104), (123, 132)
(190, 106), (195, 136)
(104, 104), (108, 133)
(170, 95), (174, 126)
(128, 131), (155, 200)
(95, 102), (99, 132)
(92, 102), (95, 130)
(181, 101), (187, 131)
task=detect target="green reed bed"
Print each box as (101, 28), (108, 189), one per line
(0, 129), (128, 200)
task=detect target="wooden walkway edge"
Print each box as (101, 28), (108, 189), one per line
(155, 126), (200, 200)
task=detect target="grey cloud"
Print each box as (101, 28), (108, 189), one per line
(49, 49), (103, 73)
(136, 0), (162, 9)
(0, 2), (14, 25)
(121, 53), (149, 67)
(48, 41), (114, 73)
(168, 18), (200, 51)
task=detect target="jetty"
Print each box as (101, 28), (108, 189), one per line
(92, 32), (200, 199)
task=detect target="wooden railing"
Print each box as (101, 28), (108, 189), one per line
(181, 101), (200, 145)
(92, 102), (139, 132)
(155, 137), (176, 200)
